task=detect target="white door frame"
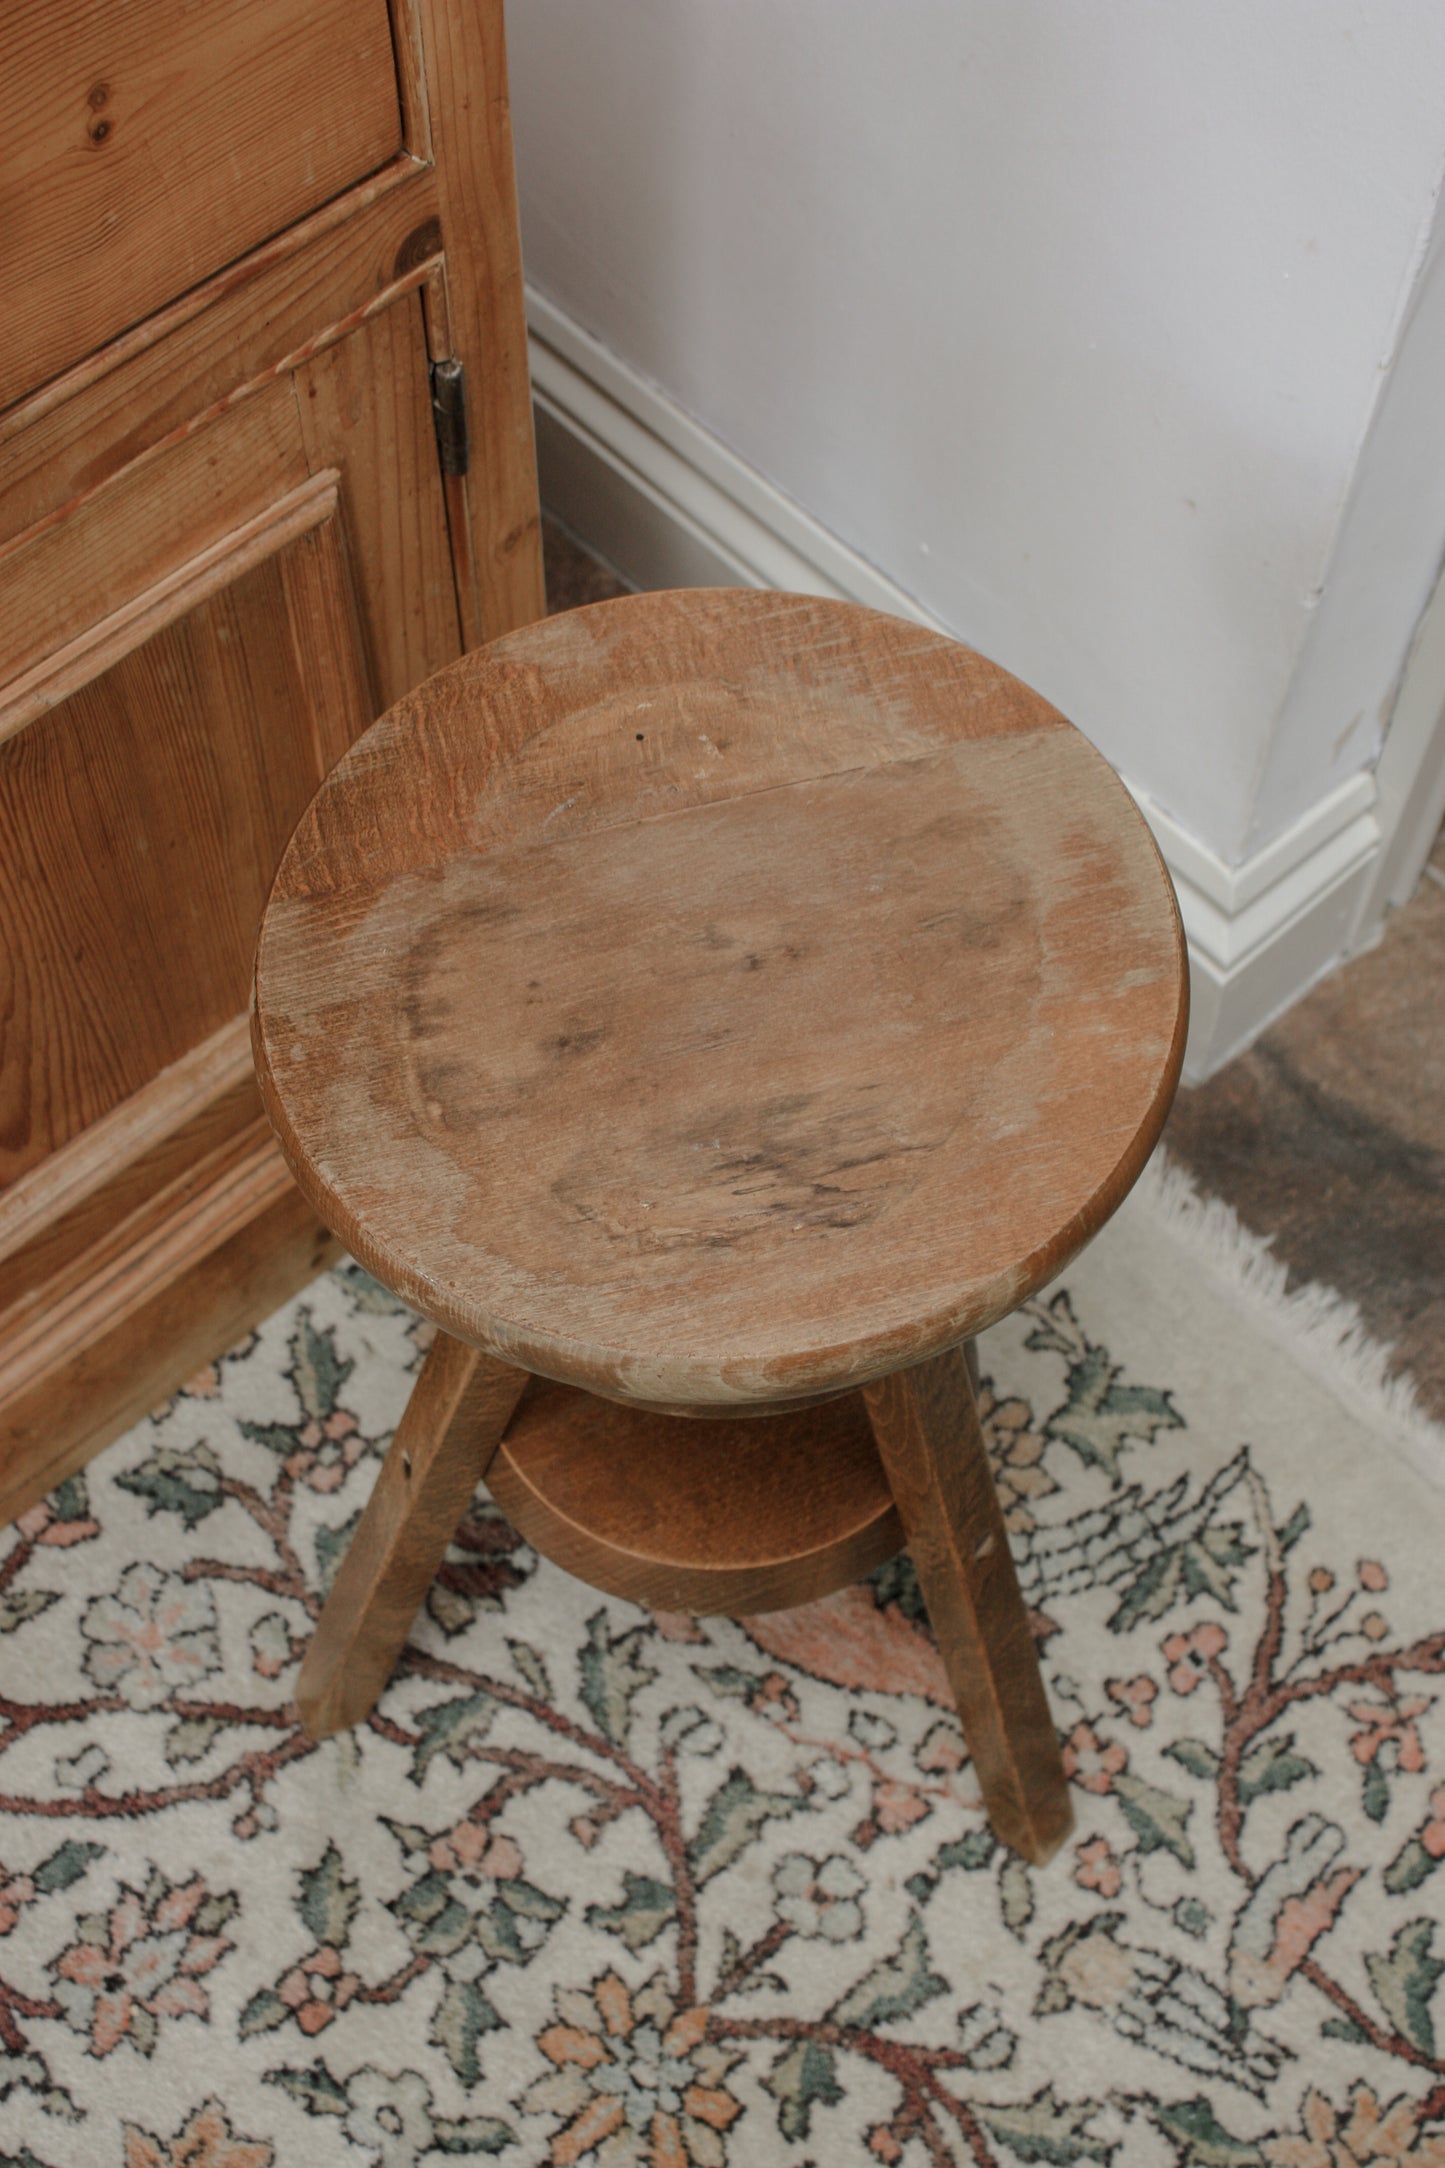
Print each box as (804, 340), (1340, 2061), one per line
(1355, 553), (1445, 938)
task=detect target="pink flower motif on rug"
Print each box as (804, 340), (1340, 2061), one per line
(523, 1970), (743, 2167)
(1263, 2086), (1445, 2168)
(49, 1869), (235, 2056)
(1107, 1674), (1159, 1728)
(1061, 1722), (1128, 1794)
(1073, 1837), (1123, 1897)
(1162, 1621), (1228, 1695)
(1348, 1695), (1431, 1774)
(285, 1409), (364, 1494)
(80, 1563), (219, 1709)
(275, 1945), (360, 2035)
(122, 2098), (273, 2168)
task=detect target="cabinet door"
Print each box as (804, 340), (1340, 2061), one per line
(0, 0), (542, 1523)
(0, 297), (469, 1517)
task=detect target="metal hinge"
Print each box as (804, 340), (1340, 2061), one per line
(429, 358), (470, 477)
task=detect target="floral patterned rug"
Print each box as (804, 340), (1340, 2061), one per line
(2, 1158), (1444, 2168)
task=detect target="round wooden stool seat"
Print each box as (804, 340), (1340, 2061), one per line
(253, 589), (1186, 1411)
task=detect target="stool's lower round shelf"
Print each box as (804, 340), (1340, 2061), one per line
(487, 1377), (903, 1615)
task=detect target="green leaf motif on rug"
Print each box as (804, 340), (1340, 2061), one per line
(265, 2062), (350, 2115)
(238, 1421), (305, 1458)
(289, 1312), (354, 1421)
(831, 1911), (946, 2029)
(314, 1508), (361, 1597)
(391, 1869), (473, 1959)
(1149, 2097), (1263, 2167)
(1165, 1737), (1221, 1781)
(716, 1923), (785, 1998)
(1277, 1501), (1311, 1553)
(1365, 1918), (1445, 2056)
(300, 1842), (359, 1949)
(1384, 1834), (1442, 1895)
(0, 1588), (57, 1634)
(31, 1840), (103, 1894)
(977, 2084), (1116, 2165)
(1362, 1756), (1391, 1825)
(764, 2038), (843, 2141)
(43, 1473), (93, 1531)
(578, 1610), (656, 1749)
(942, 1827), (1000, 1873)
(585, 1871), (675, 1950)
(384, 1818), (434, 1856)
(116, 1442), (225, 1526)
(507, 1637), (552, 1701)
(431, 1975), (502, 2084)
(1109, 1521), (1253, 1632)
(239, 1986), (291, 2039)
(474, 1879), (566, 1966)
(694, 1661), (766, 1702)
(999, 1853), (1035, 1935)
(1026, 1292), (1183, 1481)
(1048, 1355), (1183, 1482)
(164, 1716), (222, 1767)
(1236, 1733), (1317, 1805)
(1113, 1771), (1195, 1866)
(410, 1691), (498, 1782)
(906, 1822), (999, 1902)
(431, 2114), (516, 2155)
(689, 1768), (800, 1885)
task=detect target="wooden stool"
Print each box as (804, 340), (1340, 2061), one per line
(252, 589), (1187, 1864)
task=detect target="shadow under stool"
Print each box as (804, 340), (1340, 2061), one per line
(251, 587), (1188, 1865)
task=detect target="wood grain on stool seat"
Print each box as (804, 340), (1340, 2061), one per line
(253, 588), (1187, 1409)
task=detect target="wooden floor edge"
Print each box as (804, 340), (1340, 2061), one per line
(0, 1135), (338, 1528)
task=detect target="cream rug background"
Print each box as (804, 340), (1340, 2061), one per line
(0, 1154), (1443, 2167)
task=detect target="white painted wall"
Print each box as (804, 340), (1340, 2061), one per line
(508, 0), (1445, 868)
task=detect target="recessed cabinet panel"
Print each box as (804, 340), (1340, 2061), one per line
(0, 511), (371, 1186)
(0, 291), (461, 1190)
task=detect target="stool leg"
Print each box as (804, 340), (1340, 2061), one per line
(863, 1344), (1072, 1864)
(297, 1332), (527, 1741)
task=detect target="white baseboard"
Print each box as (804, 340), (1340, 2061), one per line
(1130, 778), (1379, 1078)
(528, 288), (1382, 1083)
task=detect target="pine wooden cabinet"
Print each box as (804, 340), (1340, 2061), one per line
(0, 0), (545, 1522)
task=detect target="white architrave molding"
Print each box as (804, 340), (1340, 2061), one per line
(528, 288), (1382, 1082)
(1355, 554), (1445, 930)
(1127, 776), (1379, 1078)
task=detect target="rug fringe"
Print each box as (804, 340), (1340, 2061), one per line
(1121, 1149), (1445, 1492)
